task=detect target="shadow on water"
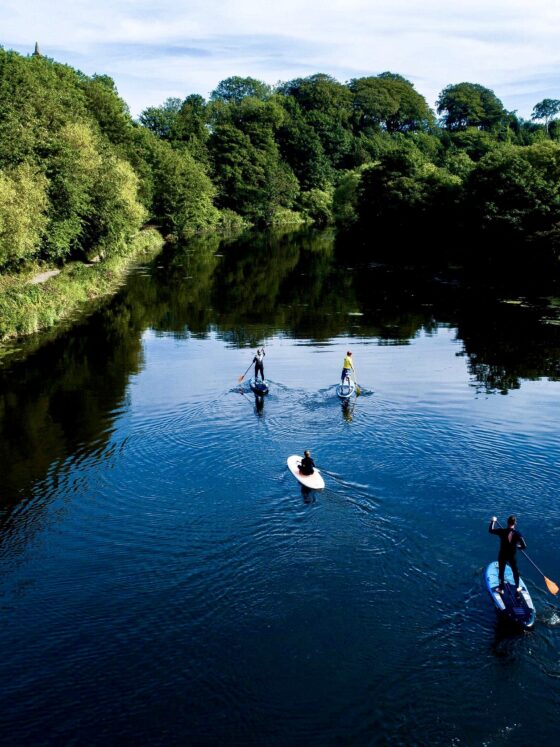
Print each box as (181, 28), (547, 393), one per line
(300, 485), (316, 504)
(490, 618), (533, 660)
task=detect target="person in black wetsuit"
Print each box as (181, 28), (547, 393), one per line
(253, 348), (265, 381)
(298, 450), (315, 475)
(489, 515), (527, 593)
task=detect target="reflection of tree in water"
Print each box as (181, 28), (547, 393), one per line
(140, 228), (452, 345)
(189, 228), (443, 343)
(341, 400), (355, 422)
(212, 229), (303, 342)
(148, 230), (560, 395)
(456, 301), (560, 394)
(0, 297), (146, 518)
(148, 234), (222, 336)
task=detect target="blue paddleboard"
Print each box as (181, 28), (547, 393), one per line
(484, 561), (536, 629)
(250, 377), (269, 395)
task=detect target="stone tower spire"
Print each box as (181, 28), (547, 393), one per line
(32, 42), (41, 57)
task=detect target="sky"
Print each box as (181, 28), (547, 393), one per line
(1, 0), (559, 119)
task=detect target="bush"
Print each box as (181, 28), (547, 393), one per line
(300, 188), (334, 225)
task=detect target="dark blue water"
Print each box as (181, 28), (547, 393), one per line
(1, 230), (559, 746)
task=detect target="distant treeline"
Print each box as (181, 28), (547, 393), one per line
(1, 46), (560, 274)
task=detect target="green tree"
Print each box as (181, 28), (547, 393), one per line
(276, 116), (332, 190)
(333, 168), (362, 228)
(145, 138), (219, 236)
(207, 96), (301, 222)
(0, 47), (88, 168)
(437, 83), (508, 131)
(467, 143), (560, 241)
(210, 76), (272, 104)
(0, 162), (48, 267)
(82, 74), (133, 146)
(173, 94), (210, 160)
(84, 155), (147, 258)
(276, 74), (355, 169)
(43, 122), (103, 261)
(277, 74), (352, 119)
(210, 122), (297, 222)
(442, 149), (475, 180)
(448, 127), (495, 160)
(350, 75), (434, 133)
(139, 98), (182, 140)
(356, 146), (462, 252)
(531, 99), (560, 136)
(300, 187), (334, 225)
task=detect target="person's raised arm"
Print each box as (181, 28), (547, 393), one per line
(489, 516), (499, 535)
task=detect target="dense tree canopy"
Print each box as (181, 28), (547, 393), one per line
(350, 75), (434, 132)
(210, 76), (272, 104)
(0, 47), (219, 271)
(1, 44), (559, 278)
(436, 83), (509, 131)
(277, 74), (352, 119)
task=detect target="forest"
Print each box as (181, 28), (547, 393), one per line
(1, 45), (560, 276)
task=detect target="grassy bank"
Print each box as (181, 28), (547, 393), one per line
(0, 228), (164, 343)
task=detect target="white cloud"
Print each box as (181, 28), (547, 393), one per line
(1, 0), (559, 116)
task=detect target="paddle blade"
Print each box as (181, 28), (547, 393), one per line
(545, 576), (559, 595)
(237, 375), (245, 383)
(355, 384), (361, 396)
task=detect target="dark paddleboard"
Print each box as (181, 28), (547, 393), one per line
(484, 561), (536, 630)
(250, 377), (269, 395)
(336, 382), (355, 399)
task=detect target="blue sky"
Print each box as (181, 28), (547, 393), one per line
(1, 0), (559, 119)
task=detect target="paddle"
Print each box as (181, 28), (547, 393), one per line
(520, 551), (559, 595)
(494, 519), (559, 595)
(237, 361), (253, 384)
(352, 364), (361, 396)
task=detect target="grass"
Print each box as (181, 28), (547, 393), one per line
(0, 228), (164, 343)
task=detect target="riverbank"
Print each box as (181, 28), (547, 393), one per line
(0, 228), (164, 344)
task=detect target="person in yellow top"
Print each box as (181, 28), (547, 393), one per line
(341, 351), (355, 386)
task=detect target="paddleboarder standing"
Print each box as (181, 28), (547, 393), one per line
(298, 450), (315, 475)
(489, 515), (527, 593)
(341, 351), (354, 386)
(253, 348), (265, 382)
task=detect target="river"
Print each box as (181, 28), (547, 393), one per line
(1, 228), (559, 746)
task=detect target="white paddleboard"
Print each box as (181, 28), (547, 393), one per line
(336, 382), (355, 399)
(287, 455), (325, 490)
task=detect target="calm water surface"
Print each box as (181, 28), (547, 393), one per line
(1, 230), (559, 746)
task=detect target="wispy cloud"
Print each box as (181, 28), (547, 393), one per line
(1, 0), (559, 117)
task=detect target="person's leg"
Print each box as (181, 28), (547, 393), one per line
(498, 558), (506, 590)
(509, 557), (520, 590)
